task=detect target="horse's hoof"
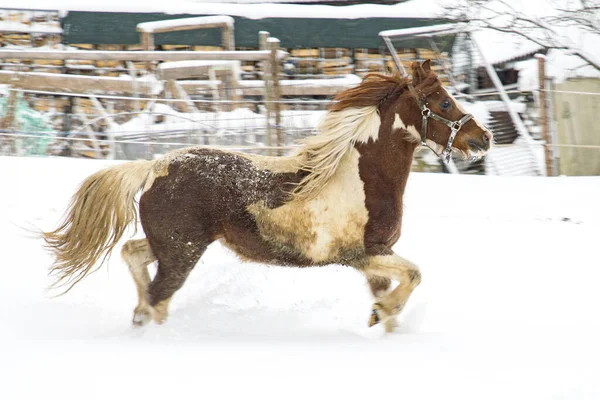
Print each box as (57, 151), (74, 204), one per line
(132, 309), (152, 327)
(369, 309), (381, 327)
(369, 303), (386, 327)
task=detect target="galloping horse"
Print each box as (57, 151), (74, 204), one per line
(44, 60), (492, 332)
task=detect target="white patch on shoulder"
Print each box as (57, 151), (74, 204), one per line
(392, 114), (420, 143)
(290, 105), (381, 201)
(248, 148), (368, 263)
(392, 113), (407, 131)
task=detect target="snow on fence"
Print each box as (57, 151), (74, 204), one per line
(1, 20), (599, 175)
(137, 16), (235, 53)
(0, 86), (333, 159)
(2, 85), (600, 176)
(0, 38), (362, 156)
(0, 39), (295, 155)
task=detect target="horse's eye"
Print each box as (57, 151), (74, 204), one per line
(440, 99), (452, 110)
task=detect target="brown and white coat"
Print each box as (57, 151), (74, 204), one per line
(44, 61), (492, 332)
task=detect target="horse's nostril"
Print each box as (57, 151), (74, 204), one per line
(483, 131), (492, 144)
(468, 139), (489, 153)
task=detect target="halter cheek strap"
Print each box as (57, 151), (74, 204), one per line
(420, 105), (473, 163)
(406, 80), (473, 164)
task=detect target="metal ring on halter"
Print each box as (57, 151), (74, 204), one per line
(421, 107), (431, 117)
(451, 121), (462, 131)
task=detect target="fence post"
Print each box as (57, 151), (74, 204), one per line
(0, 88), (17, 129)
(140, 32), (155, 72)
(222, 22), (235, 51)
(127, 61), (140, 112)
(268, 37), (282, 155)
(63, 96), (73, 134)
(0, 89), (18, 154)
(221, 24), (235, 111)
(259, 31), (272, 155)
(536, 54), (553, 176)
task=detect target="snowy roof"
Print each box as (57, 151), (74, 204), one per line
(0, 0), (445, 19)
(188, 0), (405, 3)
(461, 1), (599, 78)
(380, 23), (469, 40)
(137, 16), (234, 33)
(472, 27), (599, 78)
(516, 49), (600, 90)
(472, 29), (545, 66)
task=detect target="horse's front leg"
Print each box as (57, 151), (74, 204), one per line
(363, 253), (421, 331)
(367, 275), (396, 333)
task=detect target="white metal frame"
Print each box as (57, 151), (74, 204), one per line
(379, 23), (544, 175)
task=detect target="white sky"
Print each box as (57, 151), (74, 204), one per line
(0, 0), (597, 74)
(0, 0), (444, 19)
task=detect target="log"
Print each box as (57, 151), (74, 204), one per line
(0, 71), (157, 95)
(0, 70), (358, 98)
(0, 49), (287, 62)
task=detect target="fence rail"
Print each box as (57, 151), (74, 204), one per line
(0, 49), (288, 62)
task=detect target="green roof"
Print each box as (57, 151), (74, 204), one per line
(62, 12), (449, 48)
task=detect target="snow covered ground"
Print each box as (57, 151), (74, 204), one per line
(1, 155), (599, 400)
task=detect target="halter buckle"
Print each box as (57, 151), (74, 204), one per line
(442, 150), (452, 164)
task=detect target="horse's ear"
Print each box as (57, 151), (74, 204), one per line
(422, 59), (431, 73)
(411, 61), (428, 84)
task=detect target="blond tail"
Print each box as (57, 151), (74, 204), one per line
(43, 160), (155, 293)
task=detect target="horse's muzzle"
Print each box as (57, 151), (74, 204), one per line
(467, 135), (491, 153)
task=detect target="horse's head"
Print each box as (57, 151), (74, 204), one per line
(293, 64), (494, 200)
(395, 60), (493, 161)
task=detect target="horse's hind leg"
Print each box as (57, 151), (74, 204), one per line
(146, 245), (207, 324)
(363, 254), (421, 332)
(121, 238), (157, 326)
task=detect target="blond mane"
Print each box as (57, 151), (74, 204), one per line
(291, 106), (380, 201)
(291, 73), (426, 201)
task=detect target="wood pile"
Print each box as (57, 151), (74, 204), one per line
(0, 11), (61, 47)
(288, 48), (353, 77)
(1, 17), (455, 149)
(93, 44), (125, 76)
(30, 96), (70, 114)
(320, 48), (353, 76)
(289, 48), (319, 76)
(354, 48), (449, 82)
(0, 26), (451, 83)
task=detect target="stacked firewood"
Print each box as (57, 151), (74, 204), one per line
(286, 48), (354, 78)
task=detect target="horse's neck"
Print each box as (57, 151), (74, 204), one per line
(356, 132), (417, 249)
(357, 138), (416, 199)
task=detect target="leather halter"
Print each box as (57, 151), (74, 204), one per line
(420, 105), (473, 163)
(407, 82), (473, 163)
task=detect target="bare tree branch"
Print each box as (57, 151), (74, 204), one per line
(446, 0), (600, 71)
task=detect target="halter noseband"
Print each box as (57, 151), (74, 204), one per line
(408, 82), (473, 163)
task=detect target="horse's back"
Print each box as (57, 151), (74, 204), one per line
(138, 147), (304, 263)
